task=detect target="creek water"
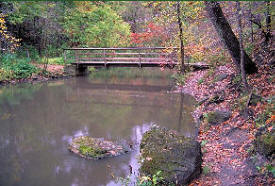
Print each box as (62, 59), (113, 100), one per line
(0, 68), (196, 186)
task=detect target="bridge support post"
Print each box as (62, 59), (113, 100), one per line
(75, 65), (88, 76)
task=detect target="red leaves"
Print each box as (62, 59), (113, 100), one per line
(130, 22), (168, 46)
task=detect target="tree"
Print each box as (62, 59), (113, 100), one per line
(265, 1), (271, 42)
(177, 2), (185, 73)
(63, 2), (131, 47)
(204, 1), (258, 74)
(143, 2), (204, 71)
(6, 1), (67, 55)
(236, 1), (249, 90)
(0, 13), (20, 52)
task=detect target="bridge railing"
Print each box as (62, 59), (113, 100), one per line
(63, 47), (179, 68)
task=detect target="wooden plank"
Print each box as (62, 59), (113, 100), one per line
(63, 47), (179, 50)
(74, 61), (178, 64)
(78, 57), (176, 61)
(77, 52), (169, 56)
(70, 61), (210, 69)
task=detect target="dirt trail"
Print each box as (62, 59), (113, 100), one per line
(179, 64), (274, 185)
(34, 64), (64, 74)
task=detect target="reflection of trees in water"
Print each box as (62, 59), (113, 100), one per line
(0, 77), (197, 186)
(0, 84), (42, 105)
(0, 84), (42, 119)
(177, 92), (197, 138)
(0, 124), (133, 186)
(178, 92), (184, 132)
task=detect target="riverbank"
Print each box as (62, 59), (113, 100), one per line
(0, 64), (70, 87)
(178, 64), (274, 185)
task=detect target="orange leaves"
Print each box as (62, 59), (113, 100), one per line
(266, 115), (275, 125)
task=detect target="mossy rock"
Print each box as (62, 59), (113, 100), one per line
(206, 110), (231, 125)
(140, 126), (202, 185)
(254, 127), (275, 157)
(68, 136), (129, 160)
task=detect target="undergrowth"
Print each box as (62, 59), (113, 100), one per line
(0, 53), (37, 80)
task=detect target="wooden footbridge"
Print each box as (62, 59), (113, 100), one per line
(63, 47), (209, 75)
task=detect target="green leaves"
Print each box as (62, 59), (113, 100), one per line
(0, 53), (37, 79)
(266, 164), (275, 178)
(63, 3), (131, 47)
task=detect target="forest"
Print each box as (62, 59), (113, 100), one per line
(0, 1), (274, 186)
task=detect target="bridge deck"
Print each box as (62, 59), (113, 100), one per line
(64, 47), (210, 69)
(71, 61), (210, 69)
(71, 61), (178, 67)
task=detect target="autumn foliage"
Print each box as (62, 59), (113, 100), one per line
(130, 22), (168, 47)
(0, 14), (20, 52)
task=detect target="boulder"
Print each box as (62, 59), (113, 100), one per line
(68, 136), (130, 160)
(140, 126), (202, 185)
(206, 110), (231, 125)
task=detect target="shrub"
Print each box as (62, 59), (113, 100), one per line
(0, 53), (37, 80)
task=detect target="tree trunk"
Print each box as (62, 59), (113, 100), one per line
(204, 1), (258, 74)
(236, 1), (249, 90)
(265, 1), (271, 42)
(176, 2), (185, 73)
(249, 2), (254, 43)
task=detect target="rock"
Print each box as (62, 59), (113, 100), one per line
(216, 74), (228, 81)
(206, 91), (225, 105)
(206, 110), (231, 125)
(254, 123), (275, 158)
(68, 136), (130, 160)
(140, 126), (202, 185)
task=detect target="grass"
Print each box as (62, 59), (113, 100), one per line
(38, 57), (65, 65)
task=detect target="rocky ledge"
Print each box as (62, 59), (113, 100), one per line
(68, 136), (130, 160)
(140, 126), (202, 185)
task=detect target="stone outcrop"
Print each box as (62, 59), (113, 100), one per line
(140, 126), (202, 185)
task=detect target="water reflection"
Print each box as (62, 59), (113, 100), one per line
(0, 70), (196, 186)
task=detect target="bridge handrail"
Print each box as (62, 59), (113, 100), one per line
(63, 47), (179, 68)
(63, 47), (179, 50)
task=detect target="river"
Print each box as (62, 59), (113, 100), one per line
(0, 68), (196, 186)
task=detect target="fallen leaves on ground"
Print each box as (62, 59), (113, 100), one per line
(178, 64), (274, 185)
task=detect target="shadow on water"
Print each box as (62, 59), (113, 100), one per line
(0, 68), (196, 186)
